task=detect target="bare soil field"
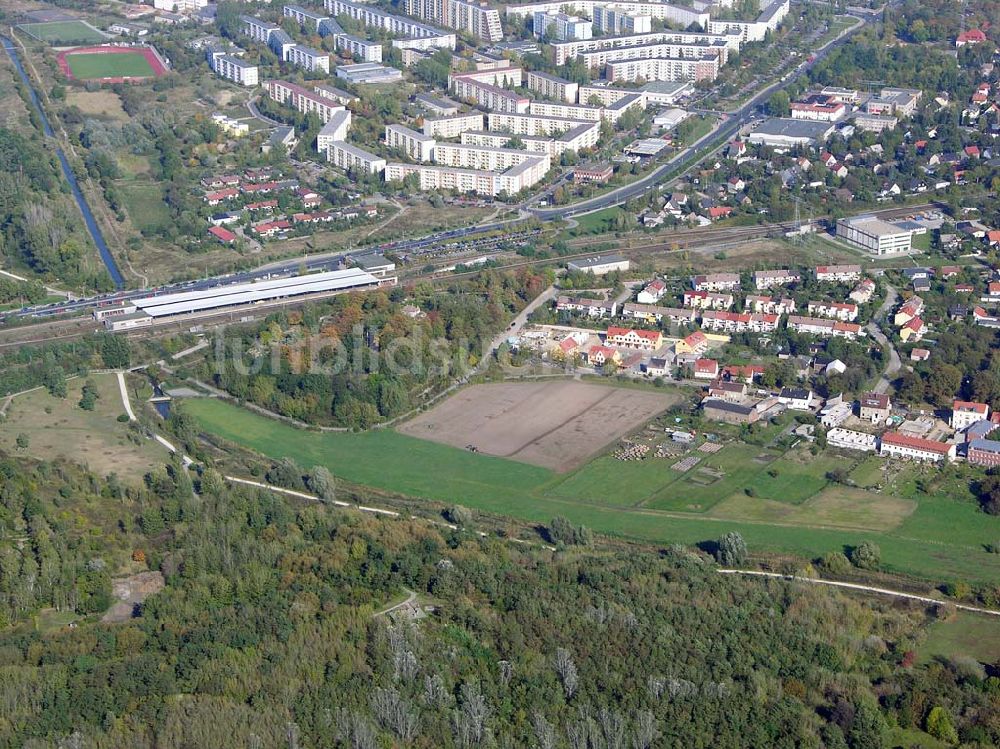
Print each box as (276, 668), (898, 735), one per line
(399, 381), (679, 472)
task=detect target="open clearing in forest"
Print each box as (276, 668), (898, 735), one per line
(398, 381), (679, 472)
(0, 374), (166, 477)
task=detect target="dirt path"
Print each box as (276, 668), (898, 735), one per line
(720, 569), (1000, 617)
(373, 588), (416, 618)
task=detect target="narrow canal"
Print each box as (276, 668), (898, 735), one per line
(1, 35), (125, 288)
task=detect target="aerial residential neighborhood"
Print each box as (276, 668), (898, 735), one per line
(3, 0), (1000, 742)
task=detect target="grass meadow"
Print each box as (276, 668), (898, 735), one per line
(186, 397), (1000, 584)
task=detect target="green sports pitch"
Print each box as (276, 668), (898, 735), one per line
(17, 20), (106, 45)
(64, 51), (157, 80)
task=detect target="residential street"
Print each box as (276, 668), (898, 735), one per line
(868, 283), (901, 394)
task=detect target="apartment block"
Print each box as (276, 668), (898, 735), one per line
(384, 157), (548, 195)
(505, 1), (709, 31)
(210, 52), (259, 87)
(422, 112), (485, 139)
(336, 34), (384, 62)
(533, 11), (592, 41)
(592, 5), (651, 34)
(404, 0), (503, 42)
(317, 110), (353, 154)
(324, 0), (456, 49)
(327, 141), (387, 174)
(242, 15), (281, 43)
(267, 80), (345, 124)
(525, 70), (579, 103)
(385, 124), (436, 161)
(285, 44), (330, 73)
(548, 30), (738, 66)
(283, 4), (330, 31)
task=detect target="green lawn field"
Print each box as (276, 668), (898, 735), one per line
(119, 182), (171, 233)
(186, 397), (1000, 584)
(918, 612), (1000, 666)
(18, 21), (106, 45)
(66, 51), (155, 80)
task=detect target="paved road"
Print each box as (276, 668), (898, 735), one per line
(869, 283), (901, 394)
(720, 569), (1000, 617)
(529, 14), (865, 220)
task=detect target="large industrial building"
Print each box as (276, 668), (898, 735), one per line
(96, 269), (387, 331)
(836, 216), (915, 255)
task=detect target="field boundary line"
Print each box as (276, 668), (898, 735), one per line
(720, 569), (1000, 617)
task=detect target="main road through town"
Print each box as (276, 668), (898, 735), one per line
(528, 13), (866, 221)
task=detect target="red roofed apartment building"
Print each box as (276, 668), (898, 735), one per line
(605, 327), (663, 351)
(693, 358), (720, 379)
(879, 432), (956, 462)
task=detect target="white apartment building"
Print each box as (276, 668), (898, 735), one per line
(336, 34), (383, 62)
(384, 157), (548, 196)
(525, 70), (579, 103)
(836, 216), (913, 255)
(451, 76), (529, 114)
(461, 122), (598, 157)
(242, 15), (281, 43)
(432, 142), (549, 172)
(283, 4), (330, 32)
(385, 124), (436, 161)
(267, 80), (346, 124)
(549, 30), (738, 66)
(327, 141), (387, 174)
(489, 111), (591, 136)
(879, 432), (956, 463)
(607, 55), (720, 82)
(692, 273), (740, 291)
(592, 5), (651, 35)
(706, 0), (788, 43)
(504, 1), (709, 31)
(580, 38), (728, 66)
(787, 316), (862, 340)
(210, 53), (259, 87)
(404, 0), (503, 42)
(533, 11), (592, 40)
(422, 112), (485, 139)
(285, 44), (330, 73)
(324, 0), (456, 49)
(317, 110), (353, 154)
(700, 310), (779, 333)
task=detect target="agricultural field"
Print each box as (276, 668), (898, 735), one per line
(63, 50), (157, 80)
(17, 20), (106, 45)
(398, 382), (679, 472)
(0, 374), (168, 477)
(185, 394), (1000, 584)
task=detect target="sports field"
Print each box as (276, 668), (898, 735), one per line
(17, 20), (106, 45)
(186, 395), (1000, 584)
(65, 51), (156, 80)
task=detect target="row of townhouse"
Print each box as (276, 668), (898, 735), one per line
(744, 295), (795, 315)
(787, 315), (863, 339)
(700, 310), (779, 333)
(753, 268), (801, 290)
(556, 295), (618, 317)
(683, 289), (734, 309)
(691, 272), (740, 291)
(806, 300), (858, 322)
(620, 302), (696, 325)
(815, 264), (862, 283)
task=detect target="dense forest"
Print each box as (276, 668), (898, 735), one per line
(0, 128), (107, 290)
(0, 452), (998, 747)
(196, 269), (551, 427)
